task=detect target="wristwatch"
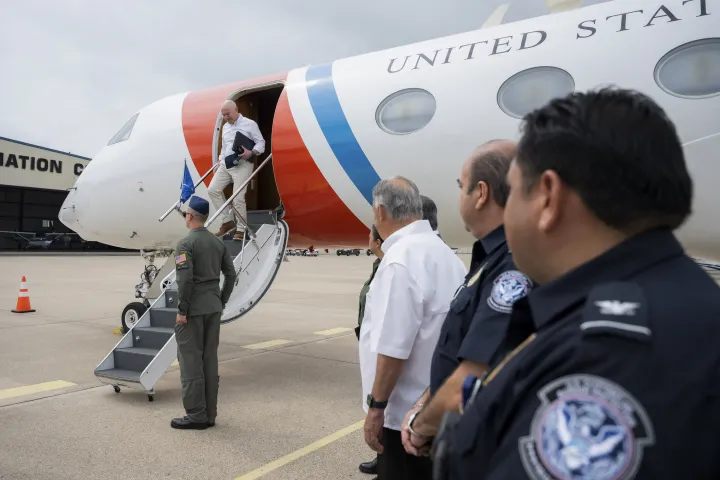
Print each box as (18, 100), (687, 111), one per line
(366, 394), (388, 409)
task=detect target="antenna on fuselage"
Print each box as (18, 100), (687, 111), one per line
(546, 0), (583, 13)
(481, 4), (510, 28)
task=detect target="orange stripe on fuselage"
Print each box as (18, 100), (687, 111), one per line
(180, 71), (369, 247)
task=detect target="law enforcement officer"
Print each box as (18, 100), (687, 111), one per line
(171, 195), (237, 430)
(432, 88), (720, 479)
(400, 140), (533, 458)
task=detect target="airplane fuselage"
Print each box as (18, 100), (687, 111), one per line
(59, 0), (720, 259)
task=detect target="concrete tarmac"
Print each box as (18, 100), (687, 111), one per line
(0, 252), (470, 480)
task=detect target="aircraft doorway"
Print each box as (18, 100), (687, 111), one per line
(216, 85), (284, 213)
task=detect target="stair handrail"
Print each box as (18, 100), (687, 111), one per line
(158, 162), (221, 222)
(204, 154), (273, 229)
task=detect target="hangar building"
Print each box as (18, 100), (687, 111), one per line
(0, 136), (121, 251)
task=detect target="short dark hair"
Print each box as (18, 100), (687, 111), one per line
(468, 141), (513, 207)
(421, 195), (438, 230)
(516, 87), (692, 232)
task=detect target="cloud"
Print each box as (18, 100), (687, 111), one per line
(0, 0), (598, 157)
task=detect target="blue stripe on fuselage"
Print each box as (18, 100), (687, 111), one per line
(305, 62), (381, 205)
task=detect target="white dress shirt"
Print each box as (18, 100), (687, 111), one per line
(359, 219), (467, 430)
(218, 115), (266, 163)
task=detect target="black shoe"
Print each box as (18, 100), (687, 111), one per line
(359, 457), (377, 475)
(171, 416), (208, 430)
(207, 421), (215, 427)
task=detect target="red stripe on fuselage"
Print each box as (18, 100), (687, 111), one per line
(271, 89), (369, 247)
(181, 72), (287, 186)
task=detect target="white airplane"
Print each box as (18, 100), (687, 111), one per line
(59, 0), (720, 330)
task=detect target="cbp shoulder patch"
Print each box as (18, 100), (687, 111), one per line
(519, 374), (655, 480)
(487, 270), (531, 313)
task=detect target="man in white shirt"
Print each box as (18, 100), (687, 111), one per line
(207, 99), (266, 241)
(359, 176), (467, 480)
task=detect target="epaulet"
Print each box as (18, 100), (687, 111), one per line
(580, 281), (651, 342)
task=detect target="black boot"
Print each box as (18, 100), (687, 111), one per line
(359, 457), (377, 474)
(171, 416), (208, 430)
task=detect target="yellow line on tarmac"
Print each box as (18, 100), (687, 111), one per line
(235, 420), (364, 480)
(0, 380), (77, 400)
(242, 339), (293, 350)
(314, 327), (353, 336)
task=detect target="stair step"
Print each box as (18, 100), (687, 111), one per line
(223, 238), (244, 257)
(133, 326), (174, 350)
(150, 308), (176, 328)
(114, 347), (160, 372)
(217, 210), (277, 256)
(95, 368), (142, 383)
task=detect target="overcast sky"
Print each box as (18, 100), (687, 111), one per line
(0, 0), (601, 158)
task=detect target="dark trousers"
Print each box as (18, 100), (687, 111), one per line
(175, 312), (221, 423)
(377, 427), (433, 480)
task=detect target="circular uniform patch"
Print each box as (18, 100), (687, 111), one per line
(519, 374), (655, 480)
(487, 270), (532, 313)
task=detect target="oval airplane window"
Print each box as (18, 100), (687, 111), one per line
(655, 38), (720, 99)
(497, 66), (575, 119)
(376, 88), (436, 135)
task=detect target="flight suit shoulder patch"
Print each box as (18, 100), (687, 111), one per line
(580, 281), (651, 342)
(487, 270), (532, 313)
(175, 252), (190, 270)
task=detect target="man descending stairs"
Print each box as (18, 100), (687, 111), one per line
(208, 99), (266, 243)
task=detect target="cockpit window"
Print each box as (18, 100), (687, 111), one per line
(107, 113), (139, 146)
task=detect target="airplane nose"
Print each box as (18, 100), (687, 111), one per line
(59, 189), (80, 231)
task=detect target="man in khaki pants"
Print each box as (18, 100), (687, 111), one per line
(208, 99), (266, 241)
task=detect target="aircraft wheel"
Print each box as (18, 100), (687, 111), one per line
(147, 394), (154, 402)
(113, 385), (121, 393)
(121, 302), (147, 332)
(354, 250), (360, 256)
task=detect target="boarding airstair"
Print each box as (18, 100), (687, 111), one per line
(93, 154), (289, 400)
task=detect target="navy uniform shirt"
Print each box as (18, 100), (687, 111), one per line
(429, 225), (532, 395)
(439, 228), (720, 480)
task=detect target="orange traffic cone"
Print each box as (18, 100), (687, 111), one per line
(11, 276), (36, 313)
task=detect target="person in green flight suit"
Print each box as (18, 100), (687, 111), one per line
(356, 225), (384, 341)
(171, 195), (237, 430)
